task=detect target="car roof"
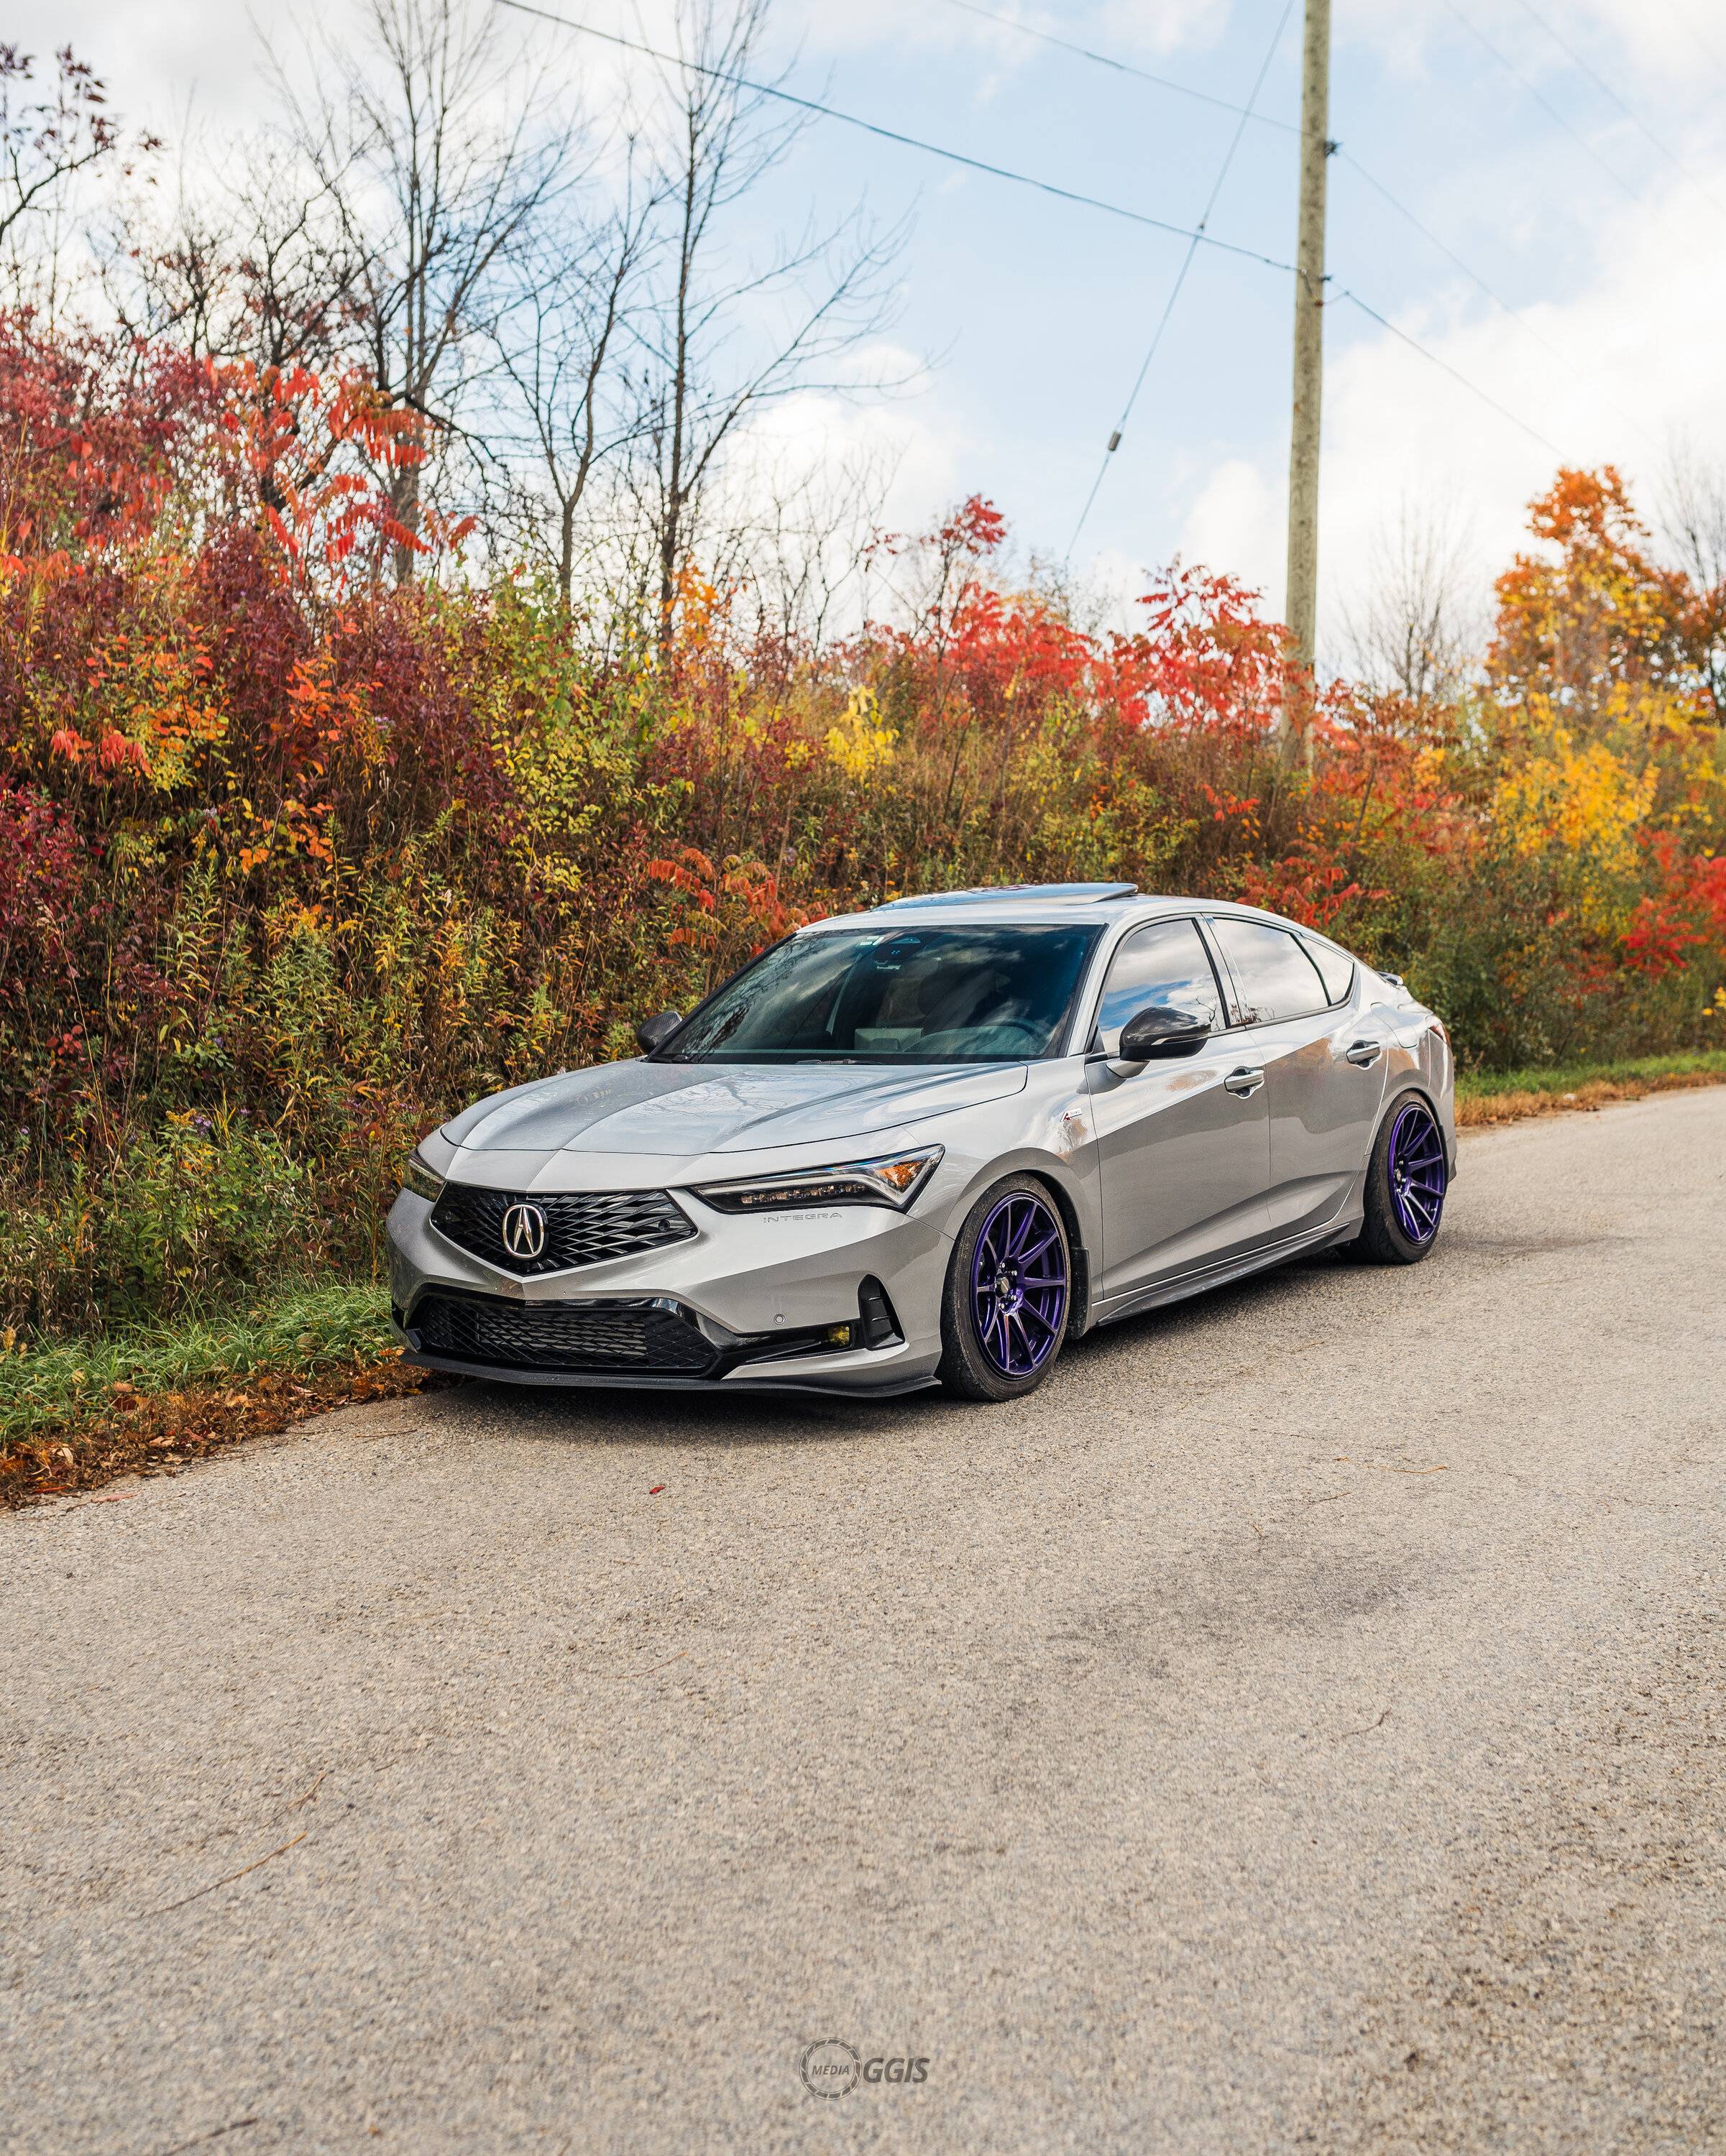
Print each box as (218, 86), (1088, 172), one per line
(810, 885), (1329, 937)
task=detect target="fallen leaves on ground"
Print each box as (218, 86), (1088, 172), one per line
(0, 1353), (454, 1511)
(1456, 1067), (1726, 1128)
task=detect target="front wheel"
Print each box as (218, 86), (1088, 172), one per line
(1357, 1094), (1449, 1264)
(937, 1176), (1072, 1401)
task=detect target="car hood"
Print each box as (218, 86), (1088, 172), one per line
(440, 1058), (1030, 1158)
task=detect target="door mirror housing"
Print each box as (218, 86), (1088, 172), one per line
(635, 1009), (683, 1055)
(1116, 1003), (1210, 1061)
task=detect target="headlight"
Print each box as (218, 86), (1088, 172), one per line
(692, 1145), (942, 1215)
(403, 1151), (445, 1203)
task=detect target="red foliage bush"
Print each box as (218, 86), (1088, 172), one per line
(0, 317), (1722, 1334)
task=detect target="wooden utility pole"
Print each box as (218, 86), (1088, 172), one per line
(1285, 0), (1331, 683)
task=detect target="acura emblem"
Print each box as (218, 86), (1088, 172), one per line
(500, 1202), (548, 1261)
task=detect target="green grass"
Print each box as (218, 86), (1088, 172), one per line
(1455, 1048), (1726, 1102)
(7, 1044), (1725, 1467)
(0, 1278), (393, 1455)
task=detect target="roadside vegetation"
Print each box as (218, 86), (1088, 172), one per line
(0, 17), (1722, 1497)
(9, 1046), (1722, 1506)
(1454, 1048), (1726, 1124)
(0, 1284), (418, 1506)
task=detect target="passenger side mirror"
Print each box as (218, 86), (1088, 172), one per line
(635, 1009), (683, 1055)
(1116, 1003), (1209, 1061)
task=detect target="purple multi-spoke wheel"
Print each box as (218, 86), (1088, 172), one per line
(968, 1189), (1069, 1381)
(1385, 1097), (1447, 1246)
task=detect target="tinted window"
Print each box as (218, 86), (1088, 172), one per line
(1093, 918), (1223, 1054)
(1211, 918), (1329, 1025)
(666, 924), (1098, 1063)
(1301, 936), (1355, 1004)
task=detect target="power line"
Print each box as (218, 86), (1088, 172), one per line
(1658, 0), (1726, 87)
(1433, 0), (1646, 204)
(945, 0), (1630, 315)
(495, 0), (1299, 276)
(935, 0), (1605, 438)
(1069, 0), (1297, 556)
(1334, 147), (1656, 449)
(1510, 0), (1725, 208)
(1336, 151), (1540, 338)
(1333, 290), (1563, 456)
(499, 0), (1566, 486)
(941, 0), (1298, 134)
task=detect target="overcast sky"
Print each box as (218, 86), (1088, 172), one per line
(29, 0), (1726, 656)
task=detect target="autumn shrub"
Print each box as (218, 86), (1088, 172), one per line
(0, 1113), (321, 1336)
(0, 318), (1722, 1343)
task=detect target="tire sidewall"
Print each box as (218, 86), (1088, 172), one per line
(1362, 1091), (1447, 1264)
(938, 1174), (1073, 1401)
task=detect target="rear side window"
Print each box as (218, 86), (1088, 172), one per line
(1093, 917), (1224, 1053)
(1210, 918), (1329, 1025)
(1300, 936), (1356, 1005)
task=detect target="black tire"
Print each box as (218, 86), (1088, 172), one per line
(1356, 1092), (1449, 1266)
(937, 1175), (1073, 1402)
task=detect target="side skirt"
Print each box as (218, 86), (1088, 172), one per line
(1090, 1216), (1362, 1331)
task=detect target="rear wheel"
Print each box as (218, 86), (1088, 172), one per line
(1357, 1095), (1449, 1264)
(938, 1176), (1071, 1401)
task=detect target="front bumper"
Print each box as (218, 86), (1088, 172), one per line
(385, 1183), (949, 1397)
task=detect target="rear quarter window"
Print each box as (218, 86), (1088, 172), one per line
(1300, 936), (1356, 1005)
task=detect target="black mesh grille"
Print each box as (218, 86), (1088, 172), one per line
(410, 1294), (718, 1375)
(430, 1184), (695, 1277)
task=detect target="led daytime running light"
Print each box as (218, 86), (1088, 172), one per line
(694, 1146), (942, 1215)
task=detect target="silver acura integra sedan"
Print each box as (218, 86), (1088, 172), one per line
(387, 884), (1455, 1404)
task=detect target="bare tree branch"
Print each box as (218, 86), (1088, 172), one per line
(633, 0), (908, 647)
(271, 0), (576, 576)
(1341, 499), (1483, 704)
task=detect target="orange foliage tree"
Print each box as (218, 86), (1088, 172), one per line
(0, 307), (1722, 1333)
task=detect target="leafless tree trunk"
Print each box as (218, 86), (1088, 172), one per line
(1658, 437), (1726, 721)
(637, 0), (904, 650)
(275, 0), (571, 578)
(1341, 500), (1482, 704)
(492, 152), (664, 612)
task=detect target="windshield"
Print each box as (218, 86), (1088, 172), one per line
(662, 923), (1101, 1064)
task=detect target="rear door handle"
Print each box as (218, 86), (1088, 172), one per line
(1345, 1039), (1382, 1067)
(1224, 1067), (1264, 1097)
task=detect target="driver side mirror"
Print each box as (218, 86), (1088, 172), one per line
(1116, 1003), (1209, 1061)
(635, 1009), (683, 1055)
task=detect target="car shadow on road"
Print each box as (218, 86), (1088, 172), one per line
(441, 1243), (1377, 1455)
(449, 1373), (897, 1451)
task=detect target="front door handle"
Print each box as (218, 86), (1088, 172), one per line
(1224, 1067), (1264, 1097)
(1345, 1039), (1382, 1067)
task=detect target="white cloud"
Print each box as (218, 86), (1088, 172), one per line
(1175, 456), (1284, 610)
(793, 0), (1231, 66)
(728, 340), (966, 538)
(1316, 162), (1726, 653)
(1342, 0), (1716, 86)
(1157, 146), (1726, 663)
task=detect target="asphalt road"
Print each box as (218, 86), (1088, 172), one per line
(4, 1089), (1725, 2155)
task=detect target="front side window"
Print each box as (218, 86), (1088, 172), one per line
(1211, 918), (1330, 1026)
(663, 923), (1100, 1064)
(1093, 917), (1224, 1054)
